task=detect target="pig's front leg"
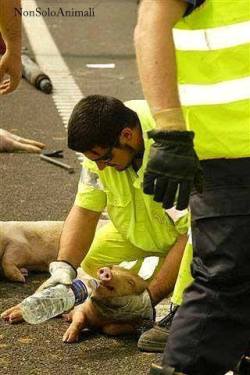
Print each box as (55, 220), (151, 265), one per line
(102, 322), (137, 336)
(1, 304), (23, 324)
(2, 247), (29, 283)
(63, 305), (87, 343)
(0, 129), (45, 153)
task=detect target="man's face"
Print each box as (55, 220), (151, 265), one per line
(84, 144), (137, 172)
(83, 126), (144, 171)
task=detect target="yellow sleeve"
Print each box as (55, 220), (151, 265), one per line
(74, 160), (107, 213)
(175, 213), (190, 235)
(165, 207), (190, 235)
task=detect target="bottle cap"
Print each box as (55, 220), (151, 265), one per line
(71, 279), (88, 305)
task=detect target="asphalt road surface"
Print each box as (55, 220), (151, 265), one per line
(0, 1), (163, 374)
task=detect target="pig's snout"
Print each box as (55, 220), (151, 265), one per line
(98, 267), (112, 281)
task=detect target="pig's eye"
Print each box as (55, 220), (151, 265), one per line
(128, 279), (135, 288)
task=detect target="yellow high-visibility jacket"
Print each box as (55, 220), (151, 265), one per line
(174, 0), (250, 160)
(75, 100), (189, 253)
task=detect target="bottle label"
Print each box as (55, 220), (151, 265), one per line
(71, 279), (88, 305)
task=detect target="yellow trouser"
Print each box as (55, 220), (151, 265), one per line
(81, 222), (165, 280)
(171, 241), (194, 306)
(82, 222), (193, 305)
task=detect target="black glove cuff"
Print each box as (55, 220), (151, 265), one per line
(148, 130), (194, 144)
(55, 260), (77, 275)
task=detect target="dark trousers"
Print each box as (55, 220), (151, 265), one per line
(164, 158), (250, 375)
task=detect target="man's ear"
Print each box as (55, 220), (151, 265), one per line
(119, 127), (133, 144)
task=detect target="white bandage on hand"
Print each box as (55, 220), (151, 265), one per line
(91, 290), (155, 322)
(36, 261), (77, 292)
(153, 108), (186, 131)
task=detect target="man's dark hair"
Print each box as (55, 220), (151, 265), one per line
(68, 95), (139, 152)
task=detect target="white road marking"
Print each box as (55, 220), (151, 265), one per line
(174, 21), (250, 51)
(86, 63), (115, 69)
(22, 0), (83, 135)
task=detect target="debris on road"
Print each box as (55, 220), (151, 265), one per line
(40, 153), (74, 174)
(22, 54), (53, 94)
(42, 150), (64, 158)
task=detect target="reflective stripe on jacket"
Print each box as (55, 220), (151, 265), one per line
(174, 0), (250, 159)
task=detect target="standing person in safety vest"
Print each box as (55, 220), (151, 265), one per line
(134, 0), (250, 374)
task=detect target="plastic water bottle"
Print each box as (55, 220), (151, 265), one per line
(20, 279), (99, 325)
(21, 54), (53, 94)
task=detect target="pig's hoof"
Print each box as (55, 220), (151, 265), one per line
(20, 268), (28, 277)
(3, 270), (26, 283)
(62, 327), (79, 343)
(63, 333), (78, 343)
(14, 274), (26, 283)
(1, 305), (23, 323)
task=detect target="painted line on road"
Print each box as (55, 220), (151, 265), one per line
(22, 0), (84, 162)
(86, 63), (115, 69)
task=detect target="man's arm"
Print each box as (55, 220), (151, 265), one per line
(0, 0), (22, 94)
(134, 0), (187, 119)
(57, 205), (101, 269)
(37, 205), (101, 291)
(148, 234), (188, 305)
(0, 0), (22, 50)
(134, 0), (203, 210)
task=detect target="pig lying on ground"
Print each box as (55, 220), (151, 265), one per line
(1, 266), (153, 340)
(0, 221), (63, 282)
(0, 129), (45, 153)
(0, 219), (108, 283)
(63, 266), (150, 342)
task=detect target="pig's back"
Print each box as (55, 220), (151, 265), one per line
(0, 221), (63, 252)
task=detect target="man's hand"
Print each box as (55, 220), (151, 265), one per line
(91, 289), (155, 322)
(144, 130), (203, 210)
(0, 0), (22, 95)
(0, 50), (22, 94)
(36, 261), (77, 292)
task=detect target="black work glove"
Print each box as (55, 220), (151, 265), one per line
(143, 130), (203, 210)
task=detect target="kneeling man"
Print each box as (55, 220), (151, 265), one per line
(4, 95), (189, 327)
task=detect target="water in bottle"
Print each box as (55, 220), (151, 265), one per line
(20, 279), (99, 325)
